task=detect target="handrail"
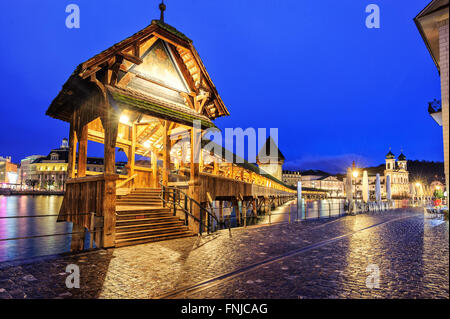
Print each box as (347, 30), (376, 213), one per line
(159, 179), (220, 235)
(116, 173), (138, 188)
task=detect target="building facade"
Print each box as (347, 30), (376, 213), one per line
(26, 139), (128, 190)
(300, 174), (345, 198)
(282, 170), (302, 186)
(28, 139), (70, 190)
(415, 0), (449, 202)
(18, 155), (46, 189)
(0, 156), (18, 186)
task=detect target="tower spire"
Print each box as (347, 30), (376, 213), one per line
(159, 0), (166, 23)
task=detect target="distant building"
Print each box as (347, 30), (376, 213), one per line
(257, 137), (285, 181)
(300, 174), (345, 198)
(414, 0), (449, 202)
(282, 170), (302, 186)
(345, 149), (410, 199)
(384, 150), (409, 198)
(28, 139), (70, 190)
(0, 156), (18, 186)
(26, 138), (128, 190)
(18, 155), (46, 188)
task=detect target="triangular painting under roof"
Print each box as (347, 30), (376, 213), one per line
(129, 39), (188, 92)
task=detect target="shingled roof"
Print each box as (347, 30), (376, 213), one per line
(257, 137), (285, 162)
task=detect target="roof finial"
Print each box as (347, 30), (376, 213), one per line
(159, 0), (166, 23)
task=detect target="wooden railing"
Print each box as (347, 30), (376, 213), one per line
(195, 172), (296, 202)
(57, 174), (118, 248)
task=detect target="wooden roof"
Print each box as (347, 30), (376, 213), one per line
(257, 137), (286, 162)
(46, 20), (229, 124)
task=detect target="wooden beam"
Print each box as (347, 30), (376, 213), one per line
(162, 121), (170, 187)
(118, 51), (143, 65)
(77, 125), (88, 177)
(129, 123), (136, 177)
(67, 117), (78, 179)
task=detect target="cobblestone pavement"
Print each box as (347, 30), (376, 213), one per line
(0, 209), (448, 299)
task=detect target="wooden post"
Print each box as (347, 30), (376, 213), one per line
(252, 197), (257, 217)
(77, 125), (88, 177)
(67, 119), (78, 179)
(151, 151), (158, 188)
(234, 198), (241, 226)
(188, 127), (201, 233)
(101, 107), (119, 248)
(129, 123), (136, 178)
(219, 200), (224, 224)
(70, 224), (86, 252)
(162, 121), (170, 187)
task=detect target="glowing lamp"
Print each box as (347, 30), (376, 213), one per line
(352, 170), (359, 178)
(119, 114), (129, 124)
(143, 140), (151, 148)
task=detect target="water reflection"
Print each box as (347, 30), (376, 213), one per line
(0, 195), (70, 263)
(222, 199), (346, 227)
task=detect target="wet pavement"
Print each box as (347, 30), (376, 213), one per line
(0, 208), (448, 299)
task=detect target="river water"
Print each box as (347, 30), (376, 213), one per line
(0, 195), (69, 262)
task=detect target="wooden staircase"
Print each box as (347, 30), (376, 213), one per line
(115, 188), (193, 247)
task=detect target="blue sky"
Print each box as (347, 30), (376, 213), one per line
(0, 0), (443, 173)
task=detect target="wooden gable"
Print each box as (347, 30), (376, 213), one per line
(46, 20), (229, 124)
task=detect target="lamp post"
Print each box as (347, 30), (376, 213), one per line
(415, 182), (422, 204)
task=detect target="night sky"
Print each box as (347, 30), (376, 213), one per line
(0, 0), (443, 174)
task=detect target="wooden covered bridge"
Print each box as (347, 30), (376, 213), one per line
(46, 6), (296, 250)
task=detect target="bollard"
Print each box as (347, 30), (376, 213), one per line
(288, 204), (291, 224)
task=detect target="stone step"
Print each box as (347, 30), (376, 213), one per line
(115, 226), (190, 239)
(116, 221), (186, 233)
(119, 194), (161, 198)
(116, 216), (180, 225)
(115, 231), (193, 247)
(116, 214), (177, 222)
(116, 200), (163, 206)
(116, 207), (170, 214)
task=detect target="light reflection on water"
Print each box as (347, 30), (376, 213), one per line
(226, 199), (346, 227)
(0, 195), (71, 263)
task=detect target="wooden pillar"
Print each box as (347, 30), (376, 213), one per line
(77, 125), (88, 177)
(233, 198), (241, 226)
(101, 107), (119, 248)
(70, 224), (86, 252)
(151, 152), (158, 188)
(67, 120), (78, 179)
(162, 121), (170, 187)
(219, 200), (224, 223)
(252, 197), (257, 216)
(188, 126), (201, 233)
(129, 123), (136, 178)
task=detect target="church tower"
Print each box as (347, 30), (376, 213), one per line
(385, 148), (395, 171)
(397, 151), (407, 171)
